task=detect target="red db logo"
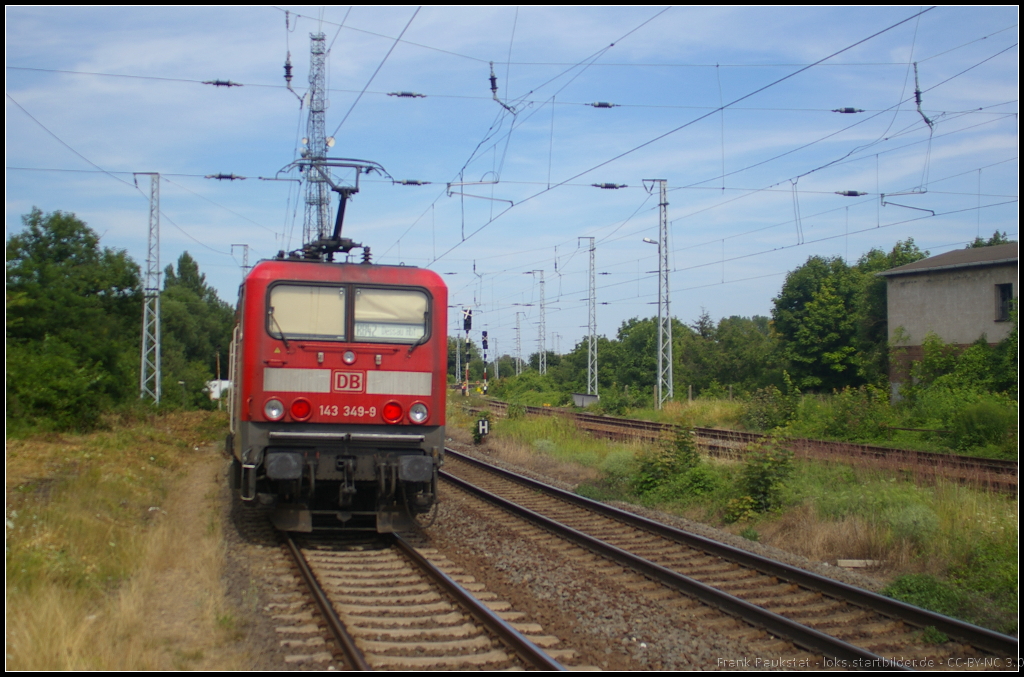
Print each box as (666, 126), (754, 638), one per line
(333, 371), (364, 392)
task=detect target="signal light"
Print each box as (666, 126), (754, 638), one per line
(291, 398), (312, 421)
(382, 401), (403, 424)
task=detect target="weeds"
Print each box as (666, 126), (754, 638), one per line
(470, 394), (1018, 634)
(5, 411), (243, 670)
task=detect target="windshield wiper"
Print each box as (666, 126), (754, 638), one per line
(268, 307), (292, 352)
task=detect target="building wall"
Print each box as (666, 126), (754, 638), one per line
(886, 263), (1017, 346)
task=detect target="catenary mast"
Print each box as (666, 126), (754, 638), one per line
(302, 32), (331, 244)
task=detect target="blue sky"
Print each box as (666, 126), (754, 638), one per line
(6, 6), (1018, 360)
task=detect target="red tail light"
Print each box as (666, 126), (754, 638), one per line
(382, 401), (403, 424)
(291, 398), (312, 421)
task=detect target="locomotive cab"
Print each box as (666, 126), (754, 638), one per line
(228, 258), (447, 532)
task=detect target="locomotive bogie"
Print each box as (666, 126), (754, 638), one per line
(229, 258), (447, 533)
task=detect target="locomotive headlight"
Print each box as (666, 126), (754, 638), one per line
(264, 398), (285, 421)
(409, 403), (429, 424)
(343, 350), (356, 365)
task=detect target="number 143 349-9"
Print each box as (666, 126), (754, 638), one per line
(319, 404), (377, 417)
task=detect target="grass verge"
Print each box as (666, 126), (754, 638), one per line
(461, 399), (1018, 635)
(6, 411), (247, 670)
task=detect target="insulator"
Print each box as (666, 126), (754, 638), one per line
(592, 183), (626, 189)
(361, 247), (372, 264)
(835, 190), (867, 197)
(284, 55), (293, 86)
(832, 107), (864, 114)
(590, 102), (617, 108)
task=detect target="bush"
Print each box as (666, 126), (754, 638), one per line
(949, 398), (1017, 454)
(677, 464), (721, 495)
(724, 495), (758, 523)
(739, 434), (793, 513)
(949, 536), (1018, 609)
(885, 503), (939, 546)
(506, 401), (526, 420)
(883, 574), (963, 617)
(632, 426), (700, 496)
(591, 383), (649, 416)
(882, 572), (1016, 634)
(6, 338), (112, 432)
(741, 385), (795, 431)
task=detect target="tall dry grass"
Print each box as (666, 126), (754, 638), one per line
(6, 413), (247, 670)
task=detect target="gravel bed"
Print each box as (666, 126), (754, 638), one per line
(426, 480), (773, 670)
(446, 439), (887, 593)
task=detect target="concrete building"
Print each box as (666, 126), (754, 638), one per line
(879, 242), (1017, 383)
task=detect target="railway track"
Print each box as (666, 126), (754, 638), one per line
(283, 531), (570, 670)
(441, 448), (1019, 669)
(479, 401), (1017, 492)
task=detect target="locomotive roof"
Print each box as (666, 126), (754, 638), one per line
(245, 258), (446, 286)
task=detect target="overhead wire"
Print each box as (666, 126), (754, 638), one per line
(380, 7), (672, 259)
(8, 92), (234, 257)
(330, 6), (421, 139)
(428, 6), (939, 265)
(448, 15), (1016, 296)
(11, 66), (1017, 117)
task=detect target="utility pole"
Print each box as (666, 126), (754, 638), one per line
(515, 312), (523, 375)
(454, 330), (461, 390)
(302, 32), (331, 244)
(579, 236), (597, 396)
(138, 173), (161, 404)
(645, 179), (673, 408)
(231, 243), (251, 276)
(528, 270), (546, 374)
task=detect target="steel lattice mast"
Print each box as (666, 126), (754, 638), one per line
(580, 237), (598, 396)
(530, 270), (546, 374)
(651, 179), (673, 408)
(138, 172), (161, 403)
(302, 32), (331, 244)
(515, 312), (522, 375)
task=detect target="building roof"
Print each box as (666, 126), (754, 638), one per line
(879, 242), (1018, 277)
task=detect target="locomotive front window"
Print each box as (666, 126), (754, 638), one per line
(353, 287), (428, 343)
(268, 285), (346, 340)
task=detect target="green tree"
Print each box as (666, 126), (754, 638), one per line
(712, 315), (781, 393)
(160, 252), (235, 407)
(771, 241), (928, 391)
(772, 256), (863, 390)
(6, 208), (141, 429)
(967, 231), (1013, 248)
(854, 239), (928, 383)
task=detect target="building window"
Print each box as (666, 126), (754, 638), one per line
(996, 283), (1013, 322)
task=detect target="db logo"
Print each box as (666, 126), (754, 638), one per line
(333, 371), (364, 392)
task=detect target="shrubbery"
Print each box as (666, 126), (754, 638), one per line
(730, 433), (793, 518)
(632, 426), (700, 496)
(7, 209), (235, 433)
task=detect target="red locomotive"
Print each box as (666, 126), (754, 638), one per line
(227, 158), (448, 532)
(227, 254), (447, 532)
